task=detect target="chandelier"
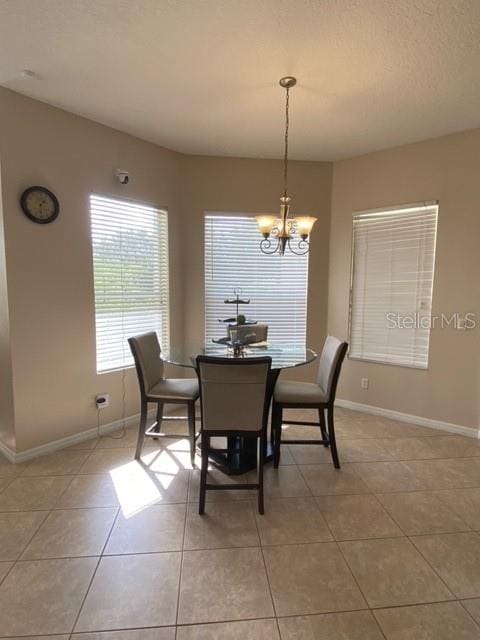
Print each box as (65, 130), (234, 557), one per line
(256, 77), (317, 256)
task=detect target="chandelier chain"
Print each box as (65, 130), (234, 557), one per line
(283, 85), (290, 198)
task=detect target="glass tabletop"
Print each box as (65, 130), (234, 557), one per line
(163, 344), (317, 370)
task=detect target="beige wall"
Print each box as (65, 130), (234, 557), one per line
(328, 130), (480, 430)
(0, 90), (332, 453)
(0, 163), (16, 450)
(0, 88), (185, 451)
(180, 155), (332, 381)
(1, 85), (478, 453)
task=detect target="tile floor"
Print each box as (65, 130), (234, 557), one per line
(1, 408), (480, 638)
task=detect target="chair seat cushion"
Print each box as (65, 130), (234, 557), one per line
(274, 380), (327, 405)
(148, 378), (199, 401)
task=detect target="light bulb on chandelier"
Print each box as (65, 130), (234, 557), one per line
(255, 77), (317, 256)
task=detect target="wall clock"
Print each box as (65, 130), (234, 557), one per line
(20, 186), (59, 224)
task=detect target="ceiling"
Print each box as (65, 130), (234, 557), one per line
(1, 0), (480, 161)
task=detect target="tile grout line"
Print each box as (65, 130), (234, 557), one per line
(2, 428), (479, 464)
(3, 485), (480, 511)
(304, 477), (391, 637)
(458, 599), (480, 631)
(67, 503), (122, 637)
(326, 455), (467, 617)
(37, 601), (476, 633)
(406, 530), (475, 600)
(0, 469), (77, 593)
(14, 508), (52, 562)
(288, 421), (399, 639)
(332, 528), (464, 639)
(67, 456), (121, 638)
(0, 557), (15, 588)
(175, 469), (192, 634)
(331, 530), (377, 618)
(9, 526), (480, 564)
(365, 490), (474, 538)
(2, 416), (480, 636)
(250, 493), (280, 634)
(432, 491), (480, 529)
(283, 422), (388, 638)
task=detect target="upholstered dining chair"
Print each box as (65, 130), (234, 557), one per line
(128, 332), (200, 465)
(196, 355), (272, 514)
(228, 324), (268, 344)
(272, 336), (348, 469)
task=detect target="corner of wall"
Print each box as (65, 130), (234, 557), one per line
(0, 156), (16, 451)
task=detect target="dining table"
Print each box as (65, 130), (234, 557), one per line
(163, 343), (317, 475)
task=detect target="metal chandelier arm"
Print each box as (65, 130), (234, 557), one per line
(259, 237), (281, 255)
(287, 237), (310, 256)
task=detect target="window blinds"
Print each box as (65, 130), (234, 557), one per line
(90, 194), (169, 373)
(204, 215), (308, 346)
(349, 203), (438, 368)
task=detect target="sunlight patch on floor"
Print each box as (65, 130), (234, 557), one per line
(110, 458), (176, 518)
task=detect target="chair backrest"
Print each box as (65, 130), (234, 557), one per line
(316, 336), (348, 402)
(128, 332), (165, 396)
(228, 324), (268, 344)
(196, 356), (271, 433)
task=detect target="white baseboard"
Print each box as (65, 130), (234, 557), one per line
(3, 399), (477, 464)
(0, 406), (177, 464)
(335, 398), (480, 439)
(0, 440), (16, 463)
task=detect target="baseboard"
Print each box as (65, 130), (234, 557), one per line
(4, 399), (477, 464)
(0, 409), (159, 464)
(335, 398), (480, 439)
(0, 440), (16, 463)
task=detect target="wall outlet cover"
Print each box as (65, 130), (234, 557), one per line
(95, 393), (110, 409)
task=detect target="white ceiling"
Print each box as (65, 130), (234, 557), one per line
(1, 0), (480, 161)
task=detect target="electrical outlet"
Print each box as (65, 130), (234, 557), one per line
(361, 377), (369, 390)
(95, 393), (110, 409)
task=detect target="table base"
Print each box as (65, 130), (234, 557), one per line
(207, 438), (274, 476)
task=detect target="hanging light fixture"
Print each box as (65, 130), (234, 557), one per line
(256, 77), (317, 255)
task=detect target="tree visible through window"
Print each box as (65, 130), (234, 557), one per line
(90, 194), (169, 372)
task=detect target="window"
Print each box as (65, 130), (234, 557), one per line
(349, 202), (438, 368)
(90, 194), (169, 373)
(205, 215), (308, 346)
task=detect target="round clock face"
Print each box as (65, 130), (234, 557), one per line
(20, 186), (59, 224)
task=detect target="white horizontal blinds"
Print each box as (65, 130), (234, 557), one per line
(205, 215), (308, 346)
(349, 203), (438, 368)
(90, 194), (169, 373)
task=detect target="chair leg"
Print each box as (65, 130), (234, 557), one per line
(270, 406), (276, 451)
(272, 403), (282, 469)
(327, 405), (340, 469)
(319, 408), (329, 447)
(135, 400), (148, 459)
(187, 402), (196, 468)
(153, 402), (164, 439)
(258, 434), (265, 515)
(199, 434), (208, 515)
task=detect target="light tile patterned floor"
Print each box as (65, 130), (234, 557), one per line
(1, 408), (480, 638)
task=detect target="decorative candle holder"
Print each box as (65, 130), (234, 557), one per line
(233, 342), (245, 358)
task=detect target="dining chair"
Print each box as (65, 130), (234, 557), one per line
(272, 336), (348, 469)
(228, 323), (268, 344)
(128, 332), (200, 465)
(195, 355), (272, 514)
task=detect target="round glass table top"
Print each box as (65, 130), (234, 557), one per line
(163, 344), (317, 370)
